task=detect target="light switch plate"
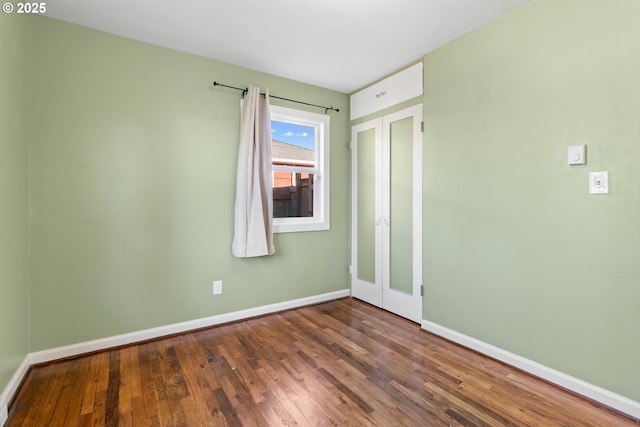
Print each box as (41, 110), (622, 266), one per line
(589, 171), (608, 194)
(568, 145), (586, 165)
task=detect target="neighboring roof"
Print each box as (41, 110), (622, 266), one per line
(272, 140), (314, 164)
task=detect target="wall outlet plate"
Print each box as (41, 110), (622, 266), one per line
(589, 171), (608, 194)
(213, 280), (223, 295)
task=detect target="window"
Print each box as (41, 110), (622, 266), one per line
(270, 105), (330, 233)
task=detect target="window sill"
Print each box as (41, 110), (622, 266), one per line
(273, 218), (330, 234)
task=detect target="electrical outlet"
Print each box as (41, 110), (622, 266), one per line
(213, 280), (223, 295)
(589, 171), (608, 194)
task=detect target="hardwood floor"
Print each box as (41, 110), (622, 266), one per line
(6, 298), (638, 426)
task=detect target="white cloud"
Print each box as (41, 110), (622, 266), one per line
(298, 132), (309, 138)
(284, 131), (294, 137)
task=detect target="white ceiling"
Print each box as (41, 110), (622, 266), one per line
(44, 0), (532, 93)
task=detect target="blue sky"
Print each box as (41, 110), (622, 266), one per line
(271, 120), (315, 150)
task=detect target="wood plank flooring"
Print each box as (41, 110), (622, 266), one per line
(6, 298), (638, 426)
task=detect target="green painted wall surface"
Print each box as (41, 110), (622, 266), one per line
(0, 12), (30, 391)
(29, 17), (350, 351)
(423, 0), (640, 401)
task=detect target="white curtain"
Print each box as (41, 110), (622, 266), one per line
(231, 86), (275, 257)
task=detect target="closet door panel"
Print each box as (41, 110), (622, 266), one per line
(388, 117), (414, 294)
(379, 104), (423, 323)
(356, 128), (377, 284)
(351, 120), (383, 307)
(351, 105), (422, 321)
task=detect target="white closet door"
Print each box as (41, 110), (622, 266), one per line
(351, 119), (383, 307)
(381, 105), (422, 322)
(351, 104), (422, 323)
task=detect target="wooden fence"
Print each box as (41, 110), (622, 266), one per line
(273, 174), (313, 218)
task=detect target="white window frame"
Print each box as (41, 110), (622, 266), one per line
(271, 105), (330, 233)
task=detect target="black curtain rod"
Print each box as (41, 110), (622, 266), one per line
(212, 82), (339, 114)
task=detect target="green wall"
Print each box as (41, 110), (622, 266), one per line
(0, 12), (30, 392)
(423, 0), (640, 401)
(28, 17), (350, 351)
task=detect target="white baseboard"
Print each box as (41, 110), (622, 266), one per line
(30, 289), (349, 365)
(421, 319), (640, 420)
(0, 355), (31, 426)
(0, 289), (349, 423)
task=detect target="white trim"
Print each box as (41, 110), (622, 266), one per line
(0, 289), (349, 420)
(0, 355), (31, 426)
(271, 105), (330, 234)
(30, 289), (349, 365)
(272, 163), (316, 173)
(421, 319), (640, 420)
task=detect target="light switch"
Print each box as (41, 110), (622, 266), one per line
(589, 171), (608, 194)
(568, 145), (586, 165)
